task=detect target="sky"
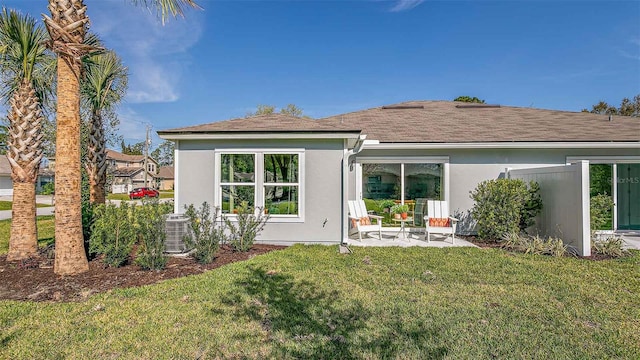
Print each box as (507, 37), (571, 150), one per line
(1, 0), (639, 150)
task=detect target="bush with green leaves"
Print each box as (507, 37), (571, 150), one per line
(183, 202), (227, 264)
(501, 232), (567, 257)
(592, 235), (628, 258)
(224, 204), (269, 252)
(39, 182), (54, 195)
(590, 194), (614, 230)
(135, 199), (171, 270)
(470, 179), (542, 241)
(89, 202), (137, 267)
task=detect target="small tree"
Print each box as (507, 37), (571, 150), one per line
(224, 204), (269, 252)
(183, 202), (227, 264)
(470, 179), (542, 241)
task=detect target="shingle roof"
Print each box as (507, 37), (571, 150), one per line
(158, 113), (360, 134)
(319, 100), (640, 143)
(106, 149), (145, 162)
(111, 167), (143, 177)
(157, 166), (174, 179)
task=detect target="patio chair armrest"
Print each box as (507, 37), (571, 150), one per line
(448, 216), (460, 223)
(369, 214), (383, 220)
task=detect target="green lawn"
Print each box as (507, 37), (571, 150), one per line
(0, 215), (55, 254)
(1, 245), (638, 359)
(0, 201), (53, 211)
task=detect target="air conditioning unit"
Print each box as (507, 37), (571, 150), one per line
(164, 214), (191, 253)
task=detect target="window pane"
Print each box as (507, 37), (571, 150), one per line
(404, 163), (442, 201)
(264, 154), (298, 183)
(221, 154), (255, 183)
(362, 163), (400, 200)
(221, 185), (255, 214)
(265, 186), (298, 215)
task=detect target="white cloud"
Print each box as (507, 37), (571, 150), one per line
(88, 3), (204, 104)
(390, 0), (426, 12)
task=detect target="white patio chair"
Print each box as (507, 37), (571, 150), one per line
(424, 200), (459, 244)
(348, 200), (383, 241)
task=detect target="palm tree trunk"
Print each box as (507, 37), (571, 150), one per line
(7, 182), (38, 260)
(53, 56), (88, 275)
(86, 110), (106, 205)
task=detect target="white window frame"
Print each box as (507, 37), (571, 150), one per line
(215, 149), (305, 223)
(355, 156), (450, 204)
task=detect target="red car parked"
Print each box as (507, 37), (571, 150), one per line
(129, 187), (160, 200)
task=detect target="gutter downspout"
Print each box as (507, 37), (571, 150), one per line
(341, 134), (367, 245)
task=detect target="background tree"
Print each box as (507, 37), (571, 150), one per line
(151, 139), (174, 166)
(43, 0), (200, 275)
(0, 8), (54, 261)
(246, 103), (306, 117)
(81, 50), (128, 204)
(582, 95), (640, 116)
(453, 96), (485, 103)
(121, 140), (144, 155)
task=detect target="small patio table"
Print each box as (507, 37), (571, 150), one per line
(392, 217), (413, 240)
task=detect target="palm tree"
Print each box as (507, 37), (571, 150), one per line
(43, 0), (200, 275)
(82, 51), (128, 205)
(0, 8), (53, 261)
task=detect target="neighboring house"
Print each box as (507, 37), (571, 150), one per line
(107, 149), (158, 193)
(158, 101), (640, 256)
(0, 155), (54, 195)
(156, 166), (174, 190)
(0, 155), (12, 196)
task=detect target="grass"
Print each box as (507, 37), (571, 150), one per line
(0, 201), (53, 211)
(0, 215), (55, 254)
(1, 245), (639, 359)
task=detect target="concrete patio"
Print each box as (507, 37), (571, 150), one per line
(345, 229), (478, 248)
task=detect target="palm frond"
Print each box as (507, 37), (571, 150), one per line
(130, 0), (202, 24)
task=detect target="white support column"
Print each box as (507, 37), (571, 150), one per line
(173, 140), (180, 214)
(579, 160), (591, 256)
(400, 163), (405, 204)
(613, 163), (618, 231)
(444, 162), (450, 203)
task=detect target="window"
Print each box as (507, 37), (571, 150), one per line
(217, 151), (304, 220)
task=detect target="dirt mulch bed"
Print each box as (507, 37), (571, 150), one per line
(0, 244), (285, 303)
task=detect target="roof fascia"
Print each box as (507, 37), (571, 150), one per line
(158, 132), (361, 141)
(364, 142), (640, 150)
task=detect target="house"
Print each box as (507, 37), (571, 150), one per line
(158, 101), (640, 256)
(107, 150), (158, 193)
(156, 166), (174, 190)
(0, 155), (12, 196)
(0, 156), (55, 195)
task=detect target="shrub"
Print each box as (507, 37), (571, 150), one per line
(501, 232), (567, 257)
(183, 202), (226, 264)
(592, 236), (628, 258)
(379, 199), (396, 212)
(135, 200), (169, 270)
(363, 198), (381, 214)
(590, 194), (614, 230)
(224, 204), (269, 252)
(89, 202), (137, 267)
(82, 201), (95, 259)
(470, 179), (542, 241)
(40, 182), (54, 195)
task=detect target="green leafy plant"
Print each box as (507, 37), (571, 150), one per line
(379, 199), (396, 211)
(590, 194), (614, 230)
(89, 202), (137, 267)
(183, 202), (227, 264)
(390, 204), (409, 214)
(501, 232), (567, 257)
(470, 179), (542, 241)
(592, 236), (628, 258)
(39, 182), (54, 195)
(135, 199), (171, 270)
(224, 204), (269, 252)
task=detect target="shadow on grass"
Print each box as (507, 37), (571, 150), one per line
(221, 266), (447, 359)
